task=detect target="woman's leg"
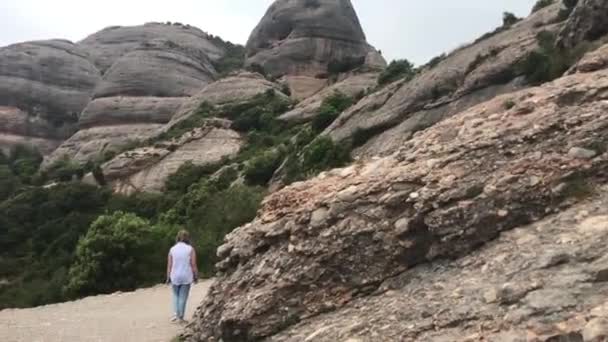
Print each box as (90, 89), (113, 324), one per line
(177, 284), (191, 320)
(171, 285), (180, 318)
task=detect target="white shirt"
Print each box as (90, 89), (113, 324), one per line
(169, 242), (194, 285)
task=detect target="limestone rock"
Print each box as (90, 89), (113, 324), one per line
(570, 43), (608, 74)
(79, 22), (224, 73)
(279, 73), (378, 123)
(99, 121), (242, 194)
(185, 54), (608, 341)
(44, 124), (164, 166)
(168, 72), (287, 127)
(557, 0), (608, 49)
(326, 3), (562, 158)
(0, 39), (101, 153)
(45, 23), (226, 165)
(245, 0), (385, 78)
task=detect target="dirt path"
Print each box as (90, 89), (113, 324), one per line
(0, 280), (212, 342)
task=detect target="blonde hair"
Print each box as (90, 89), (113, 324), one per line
(176, 230), (191, 244)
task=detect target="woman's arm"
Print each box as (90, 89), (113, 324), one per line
(190, 248), (199, 282)
(166, 252), (173, 283)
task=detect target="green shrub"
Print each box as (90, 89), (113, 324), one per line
(209, 38), (246, 76)
(378, 59), (416, 85)
(65, 212), (177, 297)
(246, 63), (267, 77)
(532, 0), (554, 12)
(285, 136), (351, 183)
(311, 92), (354, 132)
(244, 149), (284, 185)
(517, 30), (589, 85)
(186, 185), (265, 275)
(503, 12), (521, 27)
(7, 145), (42, 184)
(165, 161), (222, 194)
(158, 102), (215, 141)
(43, 156), (85, 182)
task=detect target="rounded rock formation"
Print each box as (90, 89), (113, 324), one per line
(245, 0), (385, 80)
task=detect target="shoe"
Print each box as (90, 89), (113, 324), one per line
(170, 315), (179, 323)
(178, 319), (189, 325)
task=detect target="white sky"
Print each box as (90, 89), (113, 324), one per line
(0, 0), (537, 65)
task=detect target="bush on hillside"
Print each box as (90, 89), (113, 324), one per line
(502, 12), (521, 27)
(65, 212), (177, 297)
(186, 185), (265, 275)
(284, 136), (351, 183)
(517, 30), (590, 85)
(311, 91), (354, 132)
(165, 161), (223, 194)
(532, 0), (554, 13)
(378, 59), (416, 86)
(244, 149), (284, 186)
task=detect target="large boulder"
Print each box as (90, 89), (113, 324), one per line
(44, 24), (225, 166)
(185, 54), (608, 341)
(0, 40), (101, 154)
(245, 0), (385, 98)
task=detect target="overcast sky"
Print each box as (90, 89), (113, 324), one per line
(0, 0), (537, 65)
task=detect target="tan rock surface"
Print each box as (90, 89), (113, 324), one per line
(279, 73), (378, 122)
(185, 52), (608, 341)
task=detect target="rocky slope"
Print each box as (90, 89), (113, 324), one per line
(326, 3), (562, 158)
(183, 1), (608, 340)
(185, 42), (608, 340)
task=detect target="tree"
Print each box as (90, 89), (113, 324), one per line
(502, 12), (520, 27)
(378, 59), (415, 85)
(65, 212), (176, 297)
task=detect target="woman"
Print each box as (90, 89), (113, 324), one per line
(167, 230), (198, 324)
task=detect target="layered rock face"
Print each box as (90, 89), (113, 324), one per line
(245, 0), (385, 98)
(326, 3), (562, 158)
(0, 40), (101, 154)
(185, 41), (608, 341)
(168, 72), (287, 128)
(91, 119), (242, 194)
(558, 0), (608, 48)
(43, 23), (225, 166)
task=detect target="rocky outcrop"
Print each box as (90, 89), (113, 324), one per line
(93, 119), (242, 194)
(326, 3), (562, 158)
(245, 0), (385, 100)
(79, 23), (224, 73)
(0, 40), (101, 153)
(245, 0), (381, 76)
(185, 48), (608, 341)
(557, 0), (608, 49)
(44, 23), (226, 166)
(279, 72), (378, 123)
(168, 72), (286, 127)
(270, 191), (608, 341)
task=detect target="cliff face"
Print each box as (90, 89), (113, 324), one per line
(183, 1), (608, 341)
(245, 0), (385, 98)
(186, 43), (608, 341)
(43, 23), (225, 167)
(0, 40), (101, 154)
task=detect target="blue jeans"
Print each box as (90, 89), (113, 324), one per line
(172, 284), (191, 319)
